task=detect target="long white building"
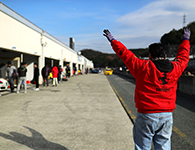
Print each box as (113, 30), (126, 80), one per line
(0, 2), (94, 83)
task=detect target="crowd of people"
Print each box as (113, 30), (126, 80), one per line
(3, 62), (78, 94)
(2, 61), (91, 96)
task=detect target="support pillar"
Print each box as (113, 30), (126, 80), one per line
(51, 59), (54, 67)
(21, 54), (23, 63)
(60, 49), (63, 67)
(38, 56), (43, 84)
(69, 62), (73, 76)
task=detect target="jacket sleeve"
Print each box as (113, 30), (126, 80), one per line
(111, 39), (146, 78)
(173, 40), (190, 74)
(13, 66), (18, 75)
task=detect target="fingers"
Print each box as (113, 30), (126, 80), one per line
(184, 28), (190, 33)
(183, 27), (190, 33)
(103, 29), (110, 34)
(103, 29), (109, 37)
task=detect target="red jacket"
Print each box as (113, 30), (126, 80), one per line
(111, 39), (190, 113)
(51, 66), (59, 78)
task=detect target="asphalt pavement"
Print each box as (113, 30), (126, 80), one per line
(0, 73), (134, 150)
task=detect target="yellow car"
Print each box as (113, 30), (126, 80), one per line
(104, 68), (113, 75)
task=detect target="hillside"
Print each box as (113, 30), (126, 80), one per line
(80, 49), (124, 68)
(81, 22), (195, 67)
(160, 22), (195, 56)
(161, 22), (195, 45)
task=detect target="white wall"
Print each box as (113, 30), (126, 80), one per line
(0, 4), (94, 83)
(0, 12), (42, 56)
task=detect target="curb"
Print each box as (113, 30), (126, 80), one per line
(106, 76), (136, 124)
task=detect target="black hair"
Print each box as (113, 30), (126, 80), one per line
(21, 62), (27, 65)
(7, 61), (11, 65)
(149, 43), (165, 59)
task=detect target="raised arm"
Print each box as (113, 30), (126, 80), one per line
(103, 29), (146, 78)
(173, 28), (191, 73)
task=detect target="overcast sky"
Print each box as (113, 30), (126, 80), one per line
(1, 0), (195, 53)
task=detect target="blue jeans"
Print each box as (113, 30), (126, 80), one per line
(133, 112), (173, 150)
(8, 76), (15, 92)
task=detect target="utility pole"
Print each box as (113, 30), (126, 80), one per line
(183, 14), (186, 28)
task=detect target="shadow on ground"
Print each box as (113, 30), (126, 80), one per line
(0, 126), (68, 150)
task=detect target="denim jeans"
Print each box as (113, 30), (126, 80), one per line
(17, 77), (27, 92)
(133, 112), (173, 150)
(8, 76), (15, 92)
(43, 76), (49, 86)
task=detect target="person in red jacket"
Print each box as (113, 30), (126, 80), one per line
(103, 28), (191, 150)
(51, 66), (59, 86)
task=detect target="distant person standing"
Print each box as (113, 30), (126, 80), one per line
(74, 67), (77, 75)
(41, 65), (50, 87)
(85, 68), (88, 74)
(66, 65), (70, 78)
(51, 66), (58, 86)
(73, 67), (75, 75)
(5, 61), (17, 93)
(33, 63), (39, 91)
(57, 65), (62, 83)
(60, 66), (64, 80)
(17, 62), (27, 93)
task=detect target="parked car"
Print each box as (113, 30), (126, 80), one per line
(91, 69), (99, 73)
(104, 68), (113, 75)
(0, 78), (9, 91)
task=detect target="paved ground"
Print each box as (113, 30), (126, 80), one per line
(0, 73), (134, 150)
